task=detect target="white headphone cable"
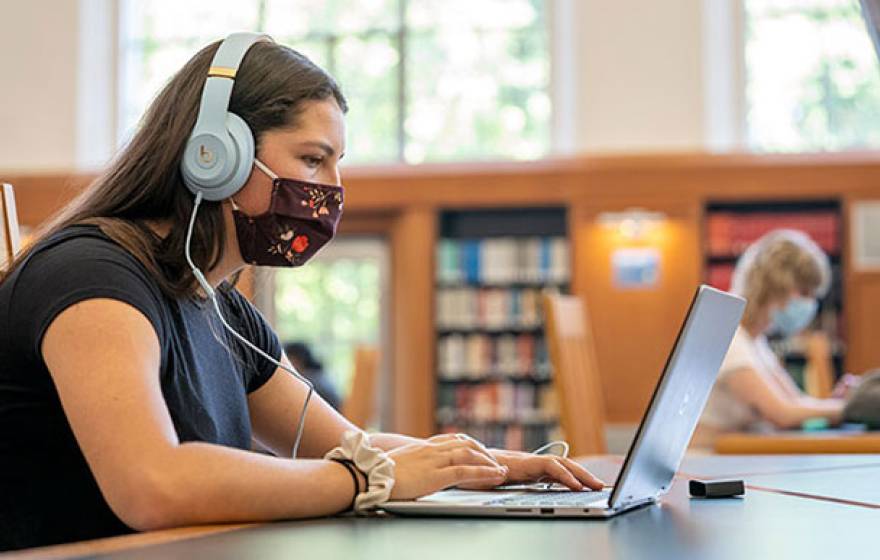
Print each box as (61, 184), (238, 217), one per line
(531, 440), (570, 459)
(185, 191), (314, 459)
(530, 440), (571, 489)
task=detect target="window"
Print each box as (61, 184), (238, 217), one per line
(271, 238), (388, 400)
(745, 0), (880, 151)
(119, 0), (550, 163)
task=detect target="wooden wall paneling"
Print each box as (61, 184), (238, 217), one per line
(343, 173), (576, 210)
(7, 153), (880, 428)
(570, 195), (702, 423)
(844, 193), (880, 374)
(389, 207), (437, 437)
(1, 173), (94, 227)
(337, 212), (397, 236)
(9, 152), (880, 219)
(571, 153), (880, 204)
(845, 278), (880, 374)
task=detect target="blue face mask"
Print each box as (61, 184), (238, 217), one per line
(771, 297), (818, 337)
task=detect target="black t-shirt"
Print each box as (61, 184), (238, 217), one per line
(0, 225), (282, 551)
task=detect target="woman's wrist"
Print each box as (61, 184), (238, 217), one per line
(329, 458), (362, 513)
(324, 431), (396, 514)
(350, 462), (368, 494)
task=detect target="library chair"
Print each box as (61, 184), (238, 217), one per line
(803, 331), (834, 398)
(542, 293), (607, 456)
(342, 345), (380, 429)
(1, 183), (21, 270)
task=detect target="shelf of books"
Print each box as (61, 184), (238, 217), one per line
(434, 208), (569, 451)
(704, 199), (845, 386)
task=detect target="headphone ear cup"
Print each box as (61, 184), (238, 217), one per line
(223, 112), (256, 198)
(181, 130), (235, 198)
(181, 113), (254, 201)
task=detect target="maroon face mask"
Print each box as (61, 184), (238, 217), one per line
(232, 159), (344, 267)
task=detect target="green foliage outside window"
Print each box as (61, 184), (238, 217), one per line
(273, 255), (381, 396)
(121, 0), (550, 163)
(746, 0), (880, 151)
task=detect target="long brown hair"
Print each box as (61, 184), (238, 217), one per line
(1, 39), (347, 297)
(731, 229), (831, 329)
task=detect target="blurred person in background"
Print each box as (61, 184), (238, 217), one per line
(693, 229), (860, 448)
(283, 341), (342, 411)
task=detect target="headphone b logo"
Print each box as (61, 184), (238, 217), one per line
(199, 144), (215, 165)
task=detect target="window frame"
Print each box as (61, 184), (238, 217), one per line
(110, 0), (552, 165)
(739, 0), (880, 152)
(255, 236), (391, 402)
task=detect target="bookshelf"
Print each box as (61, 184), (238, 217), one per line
(435, 208), (569, 451)
(704, 200), (845, 386)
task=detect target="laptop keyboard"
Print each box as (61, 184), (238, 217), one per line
(486, 490), (611, 508)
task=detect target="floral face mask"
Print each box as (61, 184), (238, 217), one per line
(231, 158), (344, 267)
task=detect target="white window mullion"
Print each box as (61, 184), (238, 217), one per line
(702, 0), (747, 152)
(76, 0), (119, 170)
(547, 0), (579, 156)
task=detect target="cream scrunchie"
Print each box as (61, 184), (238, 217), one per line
(324, 430), (396, 513)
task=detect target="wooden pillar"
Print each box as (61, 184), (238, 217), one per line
(844, 194), (880, 375)
(389, 207), (437, 437)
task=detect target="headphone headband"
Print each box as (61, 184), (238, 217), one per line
(181, 32), (274, 201)
(192, 32), (271, 137)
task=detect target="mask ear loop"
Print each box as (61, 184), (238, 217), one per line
(185, 191), (315, 459)
(254, 158), (279, 180)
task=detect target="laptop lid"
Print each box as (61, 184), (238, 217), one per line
(608, 285), (745, 510)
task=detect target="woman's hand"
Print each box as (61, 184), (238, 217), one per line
(387, 434), (508, 500)
(462, 449), (606, 491)
(831, 373), (862, 399)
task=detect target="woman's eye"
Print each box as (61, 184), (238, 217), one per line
(302, 156), (323, 168)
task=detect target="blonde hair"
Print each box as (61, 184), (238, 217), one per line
(731, 229), (831, 329)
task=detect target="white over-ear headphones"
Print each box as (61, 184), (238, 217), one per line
(180, 32), (272, 201)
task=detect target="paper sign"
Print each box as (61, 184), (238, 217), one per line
(612, 248), (660, 290)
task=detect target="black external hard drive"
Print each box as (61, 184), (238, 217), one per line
(688, 479), (745, 498)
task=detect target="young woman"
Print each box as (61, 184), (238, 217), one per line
(0, 34), (603, 551)
(693, 229), (854, 448)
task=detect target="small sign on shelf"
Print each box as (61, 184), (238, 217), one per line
(612, 247), (661, 290)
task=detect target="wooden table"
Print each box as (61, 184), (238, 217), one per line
(3, 454), (879, 560)
(714, 431), (880, 454)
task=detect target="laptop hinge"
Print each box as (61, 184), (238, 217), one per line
(609, 497), (656, 512)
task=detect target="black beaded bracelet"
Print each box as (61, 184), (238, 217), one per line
(331, 458), (361, 513)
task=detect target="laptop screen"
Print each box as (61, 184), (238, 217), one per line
(608, 285), (745, 509)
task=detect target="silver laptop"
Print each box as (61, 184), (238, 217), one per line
(383, 285), (745, 518)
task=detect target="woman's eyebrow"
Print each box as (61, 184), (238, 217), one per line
(299, 140), (336, 156)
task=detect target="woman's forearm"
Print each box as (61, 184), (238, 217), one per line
(801, 397), (845, 424)
(133, 441), (355, 531)
(771, 398), (845, 429)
